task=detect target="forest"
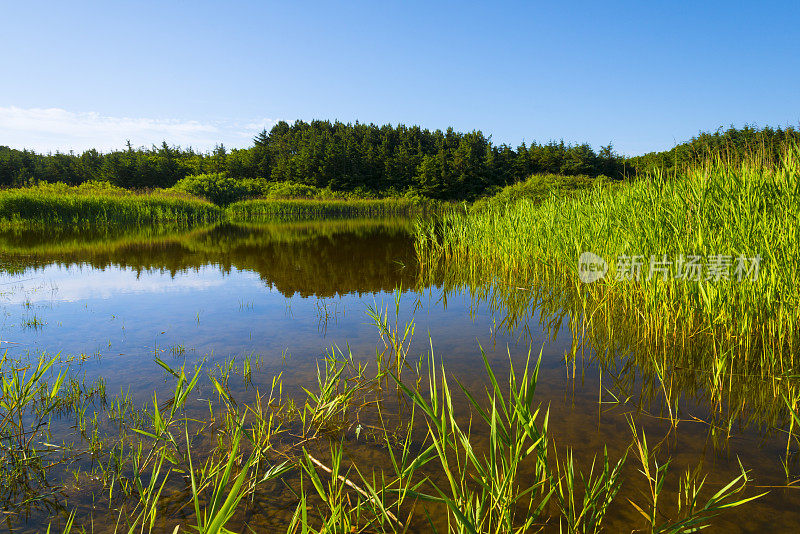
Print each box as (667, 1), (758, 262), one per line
(1, 120), (620, 200)
(1, 121), (797, 200)
(628, 124), (800, 174)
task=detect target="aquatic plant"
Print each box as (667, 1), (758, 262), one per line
(415, 143), (800, 427)
(2, 294), (766, 532)
(0, 183), (222, 229)
(227, 197), (438, 220)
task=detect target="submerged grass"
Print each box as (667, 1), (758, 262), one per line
(1, 294), (765, 533)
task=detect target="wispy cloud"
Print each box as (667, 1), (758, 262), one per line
(0, 106), (277, 153)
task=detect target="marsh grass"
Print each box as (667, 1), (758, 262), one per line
(0, 183), (222, 230)
(0, 351), (109, 519)
(227, 197), (439, 221)
(1, 292), (765, 533)
(626, 418), (764, 534)
(414, 143), (800, 433)
(470, 173), (609, 214)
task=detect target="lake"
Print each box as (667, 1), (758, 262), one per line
(1, 219), (797, 532)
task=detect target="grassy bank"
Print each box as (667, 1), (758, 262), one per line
(227, 197), (438, 220)
(0, 182), (222, 229)
(415, 145), (800, 402)
(0, 181), (439, 228)
(470, 173), (610, 213)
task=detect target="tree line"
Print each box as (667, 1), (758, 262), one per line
(0, 120), (623, 199)
(1, 121), (795, 200)
(627, 124), (800, 175)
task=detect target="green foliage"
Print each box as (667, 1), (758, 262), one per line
(172, 172), (411, 206)
(6, 299), (764, 533)
(627, 419), (765, 534)
(628, 124), (800, 176)
(391, 348), (555, 533)
(415, 142), (800, 422)
(173, 173), (266, 205)
(552, 446), (627, 534)
(0, 120), (627, 199)
(417, 146), (800, 372)
(1, 352), (108, 517)
(227, 197), (438, 220)
(471, 173), (608, 213)
(0, 183), (222, 229)
(2, 124), (796, 201)
(0, 179), (434, 229)
(1, 353), (67, 511)
(264, 180), (329, 199)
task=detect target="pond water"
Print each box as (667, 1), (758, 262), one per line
(0, 219), (797, 532)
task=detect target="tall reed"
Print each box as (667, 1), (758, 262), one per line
(0, 182), (222, 229)
(227, 197), (438, 221)
(415, 144), (800, 421)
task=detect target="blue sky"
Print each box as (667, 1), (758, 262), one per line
(1, 1), (798, 155)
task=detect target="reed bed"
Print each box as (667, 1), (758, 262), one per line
(0, 183), (222, 229)
(0, 182), (440, 230)
(470, 173), (608, 213)
(227, 197), (438, 221)
(414, 145), (800, 432)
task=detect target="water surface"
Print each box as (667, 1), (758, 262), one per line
(0, 219), (797, 532)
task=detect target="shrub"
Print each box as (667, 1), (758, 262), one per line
(172, 173), (266, 205)
(471, 173), (607, 213)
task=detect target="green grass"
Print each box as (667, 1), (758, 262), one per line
(172, 173), (379, 206)
(415, 144), (800, 421)
(470, 173), (610, 213)
(0, 182), (222, 229)
(0, 158), (788, 531)
(2, 295), (765, 533)
(227, 197), (439, 220)
(0, 181), (439, 228)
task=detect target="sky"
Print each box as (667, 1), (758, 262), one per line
(1, 1), (798, 156)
